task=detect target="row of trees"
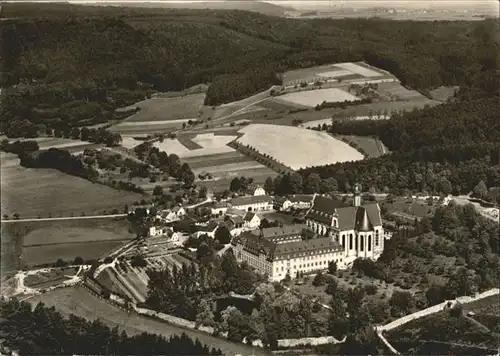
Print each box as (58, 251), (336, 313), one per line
(0, 298), (222, 356)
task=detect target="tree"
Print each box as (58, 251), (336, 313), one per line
(198, 186), (208, 199)
(304, 173), (321, 193)
(264, 177), (274, 194)
(195, 299), (214, 328)
(214, 226), (232, 244)
(312, 272), (327, 287)
(73, 256), (84, 265)
(325, 277), (339, 295)
(229, 177), (241, 192)
(288, 173), (303, 194)
(473, 180), (488, 200)
(131, 254), (147, 267)
(153, 185), (163, 196)
(328, 260), (337, 275)
(389, 291), (413, 317)
(123, 204), (129, 214)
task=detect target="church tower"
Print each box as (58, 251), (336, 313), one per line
(353, 183), (361, 207)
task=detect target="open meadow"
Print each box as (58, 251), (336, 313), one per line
(337, 135), (388, 157)
(26, 286), (269, 356)
(236, 124), (364, 170)
(276, 88), (360, 107)
(1, 218), (134, 272)
(0, 152), (143, 219)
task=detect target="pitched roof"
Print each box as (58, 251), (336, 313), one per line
(246, 183), (263, 193)
(311, 195), (348, 214)
(230, 195), (271, 206)
(244, 212), (257, 222)
(254, 224), (307, 239)
(197, 221), (219, 232)
(355, 207), (373, 232)
(233, 231), (342, 261)
(288, 195), (314, 203)
(230, 216), (244, 225)
(274, 196), (291, 205)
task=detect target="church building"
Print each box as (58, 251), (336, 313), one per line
(305, 184), (386, 266)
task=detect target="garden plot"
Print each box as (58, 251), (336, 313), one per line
(277, 88), (360, 108)
(153, 133), (237, 158)
(335, 62), (383, 78)
(237, 124), (364, 170)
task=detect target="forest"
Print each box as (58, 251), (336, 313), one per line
(1, 3), (498, 136)
(0, 298), (222, 356)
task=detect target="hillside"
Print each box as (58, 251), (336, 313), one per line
(1, 3), (498, 137)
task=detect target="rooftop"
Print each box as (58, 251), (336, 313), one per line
(230, 195), (272, 206)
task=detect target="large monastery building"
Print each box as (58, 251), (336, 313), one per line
(232, 184), (388, 281)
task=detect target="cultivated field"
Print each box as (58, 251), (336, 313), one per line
(5, 137), (103, 153)
(1, 218), (133, 272)
(153, 133), (241, 158)
(282, 61), (391, 86)
(0, 152), (143, 219)
(237, 124), (364, 170)
(276, 88), (360, 107)
(27, 286), (268, 356)
(24, 267), (77, 288)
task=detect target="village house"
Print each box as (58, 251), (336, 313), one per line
(289, 195), (313, 210)
(304, 184), (388, 267)
(246, 183), (266, 196)
(243, 212), (261, 229)
(148, 225), (179, 243)
(157, 205), (186, 222)
(211, 202), (228, 216)
(232, 225), (344, 282)
(274, 197), (292, 211)
(194, 221), (219, 238)
(229, 195), (273, 212)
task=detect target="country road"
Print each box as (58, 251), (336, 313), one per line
(1, 213), (127, 223)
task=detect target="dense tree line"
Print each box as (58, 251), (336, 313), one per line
(1, 3), (497, 136)
(19, 148), (99, 181)
(0, 139), (39, 155)
(0, 297), (222, 356)
(315, 98), (372, 111)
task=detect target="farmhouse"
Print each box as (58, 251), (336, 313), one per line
(243, 212), (261, 229)
(232, 226), (344, 282)
(289, 195), (313, 209)
(148, 225), (179, 242)
(158, 206), (186, 222)
(246, 183), (266, 196)
(194, 221), (219, 238)
(229, 195), (272, 212)
(211, 202), (228, 216)
(274, 197), (292, 211)
(305, 184), (387, 266)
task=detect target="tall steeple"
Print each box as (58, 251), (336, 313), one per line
(353, 183), (361, 207)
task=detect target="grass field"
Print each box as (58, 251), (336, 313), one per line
(116, 93), (205, 123)
(0, 152), (143, 219)
(1, 218), (133, 272)
(276, 88), (360, 107)
(237, 124), (364, 170)
(376, 82), (427, 101)
(429, 86), (459, 102)
(26, 286), (269, 356)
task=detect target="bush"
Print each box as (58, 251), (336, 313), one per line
(73, 256), (84, 265)
(312, 272), (327, 287)
(365, 284), (378, 295)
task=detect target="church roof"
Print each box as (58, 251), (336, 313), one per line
(355, 207), (374, 232)
(306, 196), (382, 231)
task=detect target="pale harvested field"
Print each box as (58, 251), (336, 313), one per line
(27, 286), (269, 356)
(317, 69), (353, 78)
(7, 137), (97, 151)
(118, 93), (205, 122)
(237, 124), (364, 170)
(277, 88), (360, 107)
(335, 62), (383, 78)
(0, 152), (142, 219)
(153, 133), (237, 158)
